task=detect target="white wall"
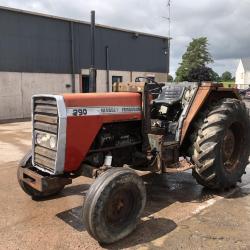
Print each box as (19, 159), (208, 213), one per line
(0, 72), (79, 120)
(235, 60), (250, 89)
(0, 72), (23, 120)
(132, 71), (167, 82)
(81, 69), (167, 92)
(235, 60), (245, 89)
(0, 69), (167, 120)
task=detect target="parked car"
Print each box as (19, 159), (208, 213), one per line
(239, 88), (250, 99)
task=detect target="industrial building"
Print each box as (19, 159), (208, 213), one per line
(0, 6), (169, 120)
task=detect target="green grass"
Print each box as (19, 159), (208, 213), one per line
(221, 81), (236, 88)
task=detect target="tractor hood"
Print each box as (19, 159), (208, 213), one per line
(63, 92), (141, 108)
(62, 92), (143, 172)
(32, 92), (143, 175)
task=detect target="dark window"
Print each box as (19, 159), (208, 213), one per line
(112, 76), (123, 92)
(82, 75), (90, 93)
(112, 76), (123, 84)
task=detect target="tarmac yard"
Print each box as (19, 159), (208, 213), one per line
(0, 117), (250, 250)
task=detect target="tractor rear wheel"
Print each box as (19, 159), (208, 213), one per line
(189, 98), (250, 189)
(83, 168), (146, 244)
(17, 151), (65, 199)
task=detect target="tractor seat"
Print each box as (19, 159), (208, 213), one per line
(154, 85), (186, 106)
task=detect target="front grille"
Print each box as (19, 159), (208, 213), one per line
(33, 97), (58, 172)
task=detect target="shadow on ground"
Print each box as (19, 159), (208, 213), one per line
(39, 183), (90, 202)
(104, 217), (177, 249)
(53, 170), (246, 248)
(57, 206), (86, 232)
(55, 184), (90, 232)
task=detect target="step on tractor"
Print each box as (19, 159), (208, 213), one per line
(18, 78), (250, 244)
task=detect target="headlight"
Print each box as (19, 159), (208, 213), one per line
(49, 136), (57, 149)
(36, 133), (43, 145)
(36, 132), (57, 150)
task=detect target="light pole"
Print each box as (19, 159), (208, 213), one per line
(162, 0), (171, 80)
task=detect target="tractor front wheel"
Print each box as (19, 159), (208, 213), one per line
(83, 168), (146, 244)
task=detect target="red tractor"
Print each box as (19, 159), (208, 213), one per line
(18, 79), (250, 243)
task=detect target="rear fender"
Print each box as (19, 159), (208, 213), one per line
(180, 85), (240, 145)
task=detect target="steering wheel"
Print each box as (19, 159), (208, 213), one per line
(135, 77), (162, 94)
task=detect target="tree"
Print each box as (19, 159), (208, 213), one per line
(221, 71), (232, 82)
(176, 37), (213, 82)
(187, 66), (218, 82)
(212, 71), (221, 82)
(167, 74), (174, 82)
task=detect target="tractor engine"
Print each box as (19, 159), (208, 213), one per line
(84, 121), (143, 168)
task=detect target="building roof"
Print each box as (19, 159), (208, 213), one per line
(241, 58), (250, 72)
(0, 5), (168, 40)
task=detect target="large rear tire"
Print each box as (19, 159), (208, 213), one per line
(17, 151), (65, 199)
(189, 98), (250, 189)
(83, 168), (146, 244)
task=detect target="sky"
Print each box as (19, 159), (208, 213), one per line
(0, 0), (249, 76)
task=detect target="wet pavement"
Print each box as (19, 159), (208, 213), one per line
(157, 184), (250, 250)
(0, 121), (249, 250)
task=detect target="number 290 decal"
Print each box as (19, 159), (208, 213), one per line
(73, 109), (88, 116)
